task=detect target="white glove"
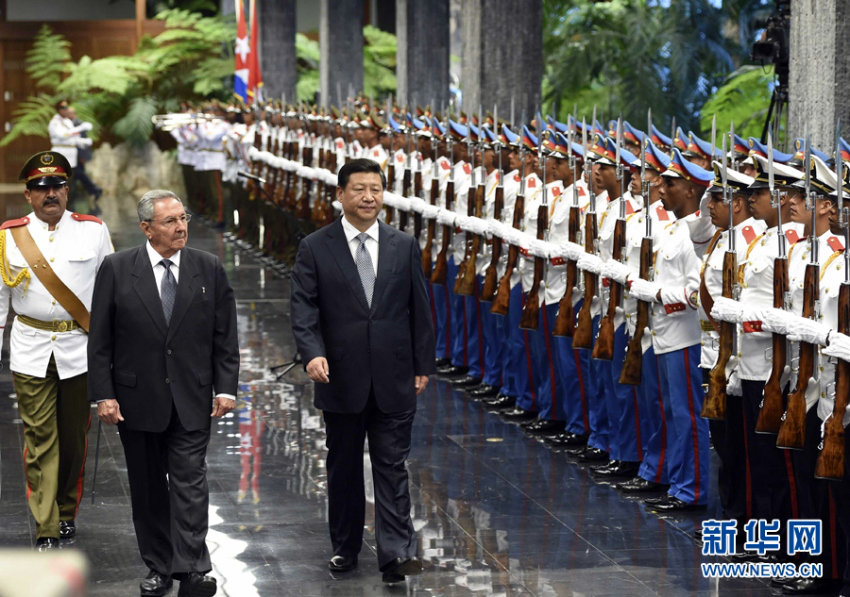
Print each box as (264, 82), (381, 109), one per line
(759, 307), (795, 335)
(576, 252), (603, 274)
(77, 137), (93, 147)
(408, 197), (427, 214)
(528, 238), (550, 259)
(710, 297), (744, 324)
(602, 260), (631, 284)
(381, 192), (398, 208)
(824, 332), (850, 362)
(454, 214), (472, 231)
(727, 367), (742, 397)
(74, 121), (94, 133)
(421, 204), (440, 219)
(542, 240), (561, 259)
(787, 317), (832, 345)
(629, 278), (661, 303)
(436, 210), (456, 226)
(560, 241), (584, 261)
(467, 217), (488, 236)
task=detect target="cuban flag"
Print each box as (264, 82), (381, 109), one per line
(248, 0), (263, 103)
(233, 0), (249, 103)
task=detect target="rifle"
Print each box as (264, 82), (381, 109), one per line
(481, 105), (504, 302)
(815, 125), (848, 478)
(519, 129), (549, 329)
(402, 112), (414, 234)
(553, 113), (581, 336)
(572, 123), (599, 349)
(593, 118), (626, 359)
(431, 122), (454, 285)
(421, 131), (439, 276)
(246, 114), (264, 199)
(702, 133), (736, 419)
(385, 146), (396, 225)
(620, 109), (653, 383)
(490, 138), (527, 315)
(455, 114), (484, 296)
(296, 116), (313, 220)
(413, 148), (424, 240)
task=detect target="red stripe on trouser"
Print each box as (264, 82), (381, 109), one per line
(73, 411), (92, 517)
(474, 283), (485, 377)
(654, 357), (667, 484)
(740, 403), (753, 519)
(782, 450), (799, 520)
(573, 349), (589, 431)
(541, 305), (558, 416)
(683, 347), (702, 503)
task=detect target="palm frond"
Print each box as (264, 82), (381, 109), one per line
(0, 95), (57, 147)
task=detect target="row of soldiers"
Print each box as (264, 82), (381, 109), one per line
(160, 101), (850, 594)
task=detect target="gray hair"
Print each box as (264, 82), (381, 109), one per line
(138, 190), (182, 222)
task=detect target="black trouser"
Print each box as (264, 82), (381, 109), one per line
(322, 392), (417, 570)
(118, 404), (212, 579)
(72, 164), (100, 197)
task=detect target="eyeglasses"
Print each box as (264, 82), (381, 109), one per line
(145, 213), (192, 227)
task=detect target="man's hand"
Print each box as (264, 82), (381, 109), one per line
(97, 399), (124, 425)
(306, 356), (330, 383)
(211, 396), (236, 417)
(414, 375), (429, 396)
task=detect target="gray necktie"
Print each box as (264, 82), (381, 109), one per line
(160, 259), (177, 324)
(355, 232), (375, 306)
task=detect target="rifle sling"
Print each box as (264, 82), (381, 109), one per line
(9, 226), (90, 333)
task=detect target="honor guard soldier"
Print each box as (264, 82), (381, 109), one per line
(2, 152), (113, 550)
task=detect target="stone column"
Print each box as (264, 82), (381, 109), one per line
(789, 0), (850, 149)
(259, 0), (297, 103)
(396, 0), (450, 111)
(460, 0), (542, 124)
(319, 0), (365, 107)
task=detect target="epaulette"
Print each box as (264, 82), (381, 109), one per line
(785, 229), (800, 245)
(827, 235), (845, 253)
(0, 217), (29, 230)
(71, 212), (103, 225)
(740, 225), (756, 246)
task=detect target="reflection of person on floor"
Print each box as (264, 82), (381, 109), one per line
(67, 106), (102, 215)
(238, 394), (265, 504)
(49, 100), (99, 214)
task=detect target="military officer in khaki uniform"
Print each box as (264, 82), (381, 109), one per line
(0, 152), (113, 550)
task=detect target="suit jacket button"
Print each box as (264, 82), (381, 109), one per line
(165, 378), (170, 384)
(167, 349), (173, 355)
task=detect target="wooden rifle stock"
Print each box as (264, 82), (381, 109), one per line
(385, 162), (396, 225)
(620, 234), (653, 385)
(296, 144), (313, 219)
(519, 203), (548, 329)
(283, 136), (296, 207)
(431, 179), (454, 284)
(593, 217), (626, 359)
(491, 193), (525, 315)
(310, 145), (326, 223)
(701, 250), (737, 419)
(413, 170), (423, 239)
(572, 211), (598, 349)
(422, 182), (438, 276)
(815, 282), (850, 479)
(760, 258), (790, 435)
(480, 185), (504, 301)
(399, 166), (411, 231)
(553, 204), (581, 337)
(246, 124), (263, 199)
(777, 261), (818, 449)
(455, 183), (485, 295)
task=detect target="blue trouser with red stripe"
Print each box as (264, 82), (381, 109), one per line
(657, 345), (710, 505)
(636, 346), (668, 484)
(500, 283), (533, 408)
(431, 271), (451, 361)
(460, 281), (484, 379)
(552, 300), (589, 434)
(604, 325), (642, 462)
(479, 278), (505, 387)
(583, 316), (609, 451)
(529, 303), (560, 421)
(446, 257), (468, 368)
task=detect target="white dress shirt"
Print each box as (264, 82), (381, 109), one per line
(341, 216), (379, 273)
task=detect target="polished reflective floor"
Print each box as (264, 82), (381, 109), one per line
(0, 195), (775, 595)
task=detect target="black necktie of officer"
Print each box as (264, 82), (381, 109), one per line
(160, 259), (177, 324)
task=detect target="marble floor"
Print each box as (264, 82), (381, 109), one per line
(0, 194), (775, 595)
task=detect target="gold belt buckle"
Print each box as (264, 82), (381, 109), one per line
(57, 321), (68, 332)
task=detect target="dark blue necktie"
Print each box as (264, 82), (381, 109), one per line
(160, 259), (177, 324)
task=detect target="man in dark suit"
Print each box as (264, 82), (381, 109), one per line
(88, 189), (239, 597)
(290, 158), (435, 584)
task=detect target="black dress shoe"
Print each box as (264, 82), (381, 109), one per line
(177, 572), (217, 597)
(140, 570), (173, 597)
(546, 431), (588, 447)
(782, 577), (842, 594)
(452, 375), (482, 387)
(328, 554), (358, 572)
(434, 357), (451, 368)
(616, 477), (668, 493)
(501, 407), (538, 422)
(437, 365), (468, 377)
(59, 520), (76, 540)
(36, 537), (59, 552)
(381, 557), (422, 577)
(593, 460), (640, 478)
(590, 459), (619, 473)
(572, 446), (609, 462)
(646, 495), (706, 511)
(484, 394), (515, 409)
(468, 384), (499, 398)
(523, 420), (566, 435)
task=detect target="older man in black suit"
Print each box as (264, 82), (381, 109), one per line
(290, 158), (435, 584)
(88, 189), (239, 597)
